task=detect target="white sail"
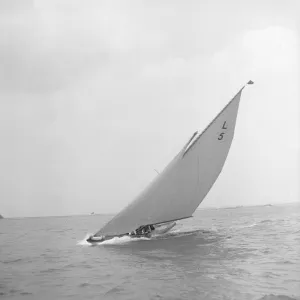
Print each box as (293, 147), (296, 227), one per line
(95, 81), (253, 237)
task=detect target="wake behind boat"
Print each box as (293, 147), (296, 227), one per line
(86, 81), (254, 244)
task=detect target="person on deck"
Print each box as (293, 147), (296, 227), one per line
(145, 226), (150, 234)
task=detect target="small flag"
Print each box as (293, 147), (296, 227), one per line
(247, 80), (254, 85)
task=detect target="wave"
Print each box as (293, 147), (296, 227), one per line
(259, 219), (273, 224)
(1, 258), (23, 264)
(241, 222), (258, 228)
(151, 229), (201, 240)
(237, 219), (274, 229)
(258, 295), (300, 300)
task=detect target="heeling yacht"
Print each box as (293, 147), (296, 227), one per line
(86, 80), (254, 244)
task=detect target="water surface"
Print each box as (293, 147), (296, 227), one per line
(1, 203), (299, 300)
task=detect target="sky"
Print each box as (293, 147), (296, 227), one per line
(0, 0), (299, 218)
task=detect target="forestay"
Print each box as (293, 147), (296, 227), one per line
(95, 81), (253, 237)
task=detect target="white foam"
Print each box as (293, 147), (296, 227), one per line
(77, 233), (93, 246)
(101, 235), (150, 245)
(77, 233), (150, 246)
(241, 222), (257, 229)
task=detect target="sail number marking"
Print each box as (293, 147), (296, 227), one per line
(218, 121), (227, 140)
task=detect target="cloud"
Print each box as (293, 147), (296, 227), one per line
(0, 3), (110, 94)
(0, 0), (254, 95)
(0, 1), (299, 217)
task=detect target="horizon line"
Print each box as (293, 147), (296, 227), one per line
(2, 200), (299, 219)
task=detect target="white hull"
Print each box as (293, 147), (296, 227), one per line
(87, 222), (177, 244)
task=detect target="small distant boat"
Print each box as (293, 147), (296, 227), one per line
(86, 81), (254, 244)
(90, 212), (95, 215)
(0, 214), (3, 219)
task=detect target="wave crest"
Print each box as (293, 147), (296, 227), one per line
(258, 294), (300, 300)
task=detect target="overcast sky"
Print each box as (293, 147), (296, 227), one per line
(0, 0), (299, 217)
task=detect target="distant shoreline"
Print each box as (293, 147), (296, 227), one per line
(3, 201), (299, 219)
(196, 201), (299, 211)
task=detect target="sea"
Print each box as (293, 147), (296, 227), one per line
(0, 202), (299, 300)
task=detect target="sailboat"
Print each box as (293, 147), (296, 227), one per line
(86, 80), (254, 244)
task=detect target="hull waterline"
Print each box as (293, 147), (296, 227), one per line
(86, 233), (151, 245)
(86, 222), (176, 244)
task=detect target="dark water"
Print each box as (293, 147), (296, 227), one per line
(1, 203), (299, 300)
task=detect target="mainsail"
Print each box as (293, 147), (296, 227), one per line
(95, 81), (253, 237)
